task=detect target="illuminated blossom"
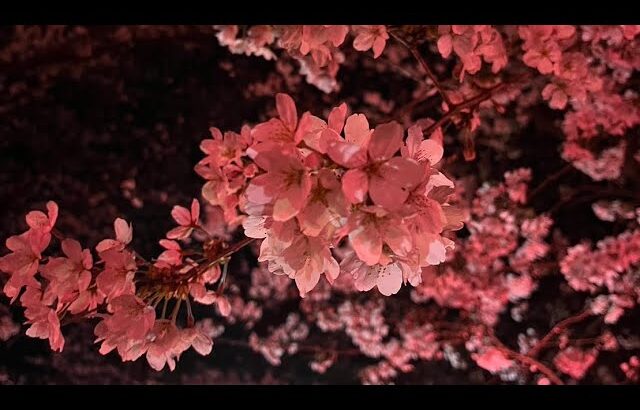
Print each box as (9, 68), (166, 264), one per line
(167, 199), (200, 240)
(352, 25), (388, 58)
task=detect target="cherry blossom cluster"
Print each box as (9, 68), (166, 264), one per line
(521, 26), (639, 181)
(561, 222), (640, 324)
(197, 93), (463, 298)
(412, 169), (550, 326)
(0, 198), (247, 370)
(214, 25), (388, 92)
(214, 25), (640, 184)
(436, 25), (508, 80)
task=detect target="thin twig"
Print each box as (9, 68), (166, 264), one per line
(216, 237), (256, 261)
(423, 81), (508, 136)
(528, 164), (573, 202)
(408, 47), (455, 108)
(389, 31), (454, 108)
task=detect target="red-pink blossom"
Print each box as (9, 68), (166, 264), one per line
(167, 199), (200, 240)
(352, 25), (388, 59)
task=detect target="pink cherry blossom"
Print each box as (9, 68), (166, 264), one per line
(472, 347), (514, 374)
(94, 294), (155, 357)
(329, 121), (423, 210)
(401, 125), (444, 166)
(20, 287), (64, 351)
(144, 320), (189, 371)
(352, 25), (389, 59)
(252, 93), (304, 147)
(344, 207), (413, 267)
(25, 201), (58, 234)
(245, 147), (311, 222)
(95, 249), (136, 302)
(340, 251), (406, 296)
(96, 218), (133, 253)
(167, 199), (200, 240)
(553, 347), (598, 380)
(41, 238), (92, 304)
(155, 239), (182, 267)
(522, 39), (562, 74)
(299, 26), (349, 67)
(0, 230), (49, 301)
(180, 325), (213, 356)
(296, 169), (348, 238)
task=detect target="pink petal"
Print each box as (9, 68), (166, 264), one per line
(252, 118), (293, 146)
(550, 90), (568, 110)
(298, 201), (332, 237)
(166, 226), (193, 240)
(295, 266), (321, 297)
(78, 270), (92, 291)
(189, 283), (216, 305)
(171, 205), (192, 226)
(377, 264), (403, 296)
(341, 168), (369, 204)
(46, 201), (59, 228)
(437, 35), (453, 58)
(380, 157), (424, 188)
(192, 332), (213, 356)
(324, 255), (340, 284)
(418, 139), (444, 165)
(190, 199), (200, 222)
(272, 173), (311, 221)
(425, 239), (447, 265)
(369, 175), (408, 211)
(382, 222), (413, 256)
(95, 239), (119, 253)
(242, 216), (269, 239)
(354, 266), (377, 292)
(61, 238), (83, 261)
(245, 173), (283, 205)
(473, 348), (513, 374)
(276, 93), (298, 131)
(327, 103), (348, 133)
(344, 114), (371, 146)
(298, 113), (328, 152)
(316, 128), (341, 154)
(372, 36), (386, 58)
(159, 239), (181, 250)
(353, 33), (375, 51)
(26, 211), (49, 231)
(114, 218), (133, 245)
(368, 121), (404, 161)
(216, 296), (231, 317)
(349, 223), (382, 266)
(146, 350), (167, 371)
(327, 140), (368, 168)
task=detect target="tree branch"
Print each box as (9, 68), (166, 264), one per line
(423, 81), (508, 136)
(389, 31), (454, 108)
(488, 333), (564, 385)
(527, 310), (592, 359)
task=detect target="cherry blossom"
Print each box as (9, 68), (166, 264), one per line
(352, 25), (389, 59)
(167, 199), (200, 240)
(472, 347), (514, 374)
(96, 218), (132, 253)
(41, 239), (92, 304)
